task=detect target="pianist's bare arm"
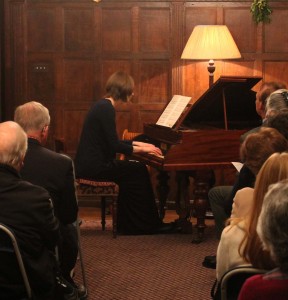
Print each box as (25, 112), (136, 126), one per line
(132, 141), (162, 156)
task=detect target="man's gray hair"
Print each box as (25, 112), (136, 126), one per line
(14, 101), (50, 133)
(0, 121), (28, 168)
(266, 89), (288, 118)
(257, 179), (288, 272)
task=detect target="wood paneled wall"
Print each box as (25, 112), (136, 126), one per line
(3, 0), (288, 157)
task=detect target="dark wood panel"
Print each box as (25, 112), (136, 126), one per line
(139, 7), (171, 53)
(5, 1), (26, 120)
(64, 8), (95, 52)
(139, 110), (164, 130)
(102, 8), (132, 52)
(27, 60), (55, 102)
(138, 60), (170, 103)
(224, 7), (257, 53)
(63, 58), (95, 102)
(184, 7), (217, 39)
(114, 104), (134, 138)
(63, 109), (87, 155)
(264, 8), (288, 53)
(27, 7), (59, 52)
(264, 61), (288, 86)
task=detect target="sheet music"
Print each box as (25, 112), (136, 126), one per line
(156, 95), (191, 128)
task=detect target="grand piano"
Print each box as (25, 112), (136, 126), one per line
(131, 76), (262, 242)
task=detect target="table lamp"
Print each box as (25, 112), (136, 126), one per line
(181, 25), (241, 87)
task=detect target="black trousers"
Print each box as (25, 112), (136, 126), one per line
(58, 223), (78, 285)
(94, 160), (162, 234)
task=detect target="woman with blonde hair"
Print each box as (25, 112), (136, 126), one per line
(238, 179), (288, 299)
(241, 152), (288, 269)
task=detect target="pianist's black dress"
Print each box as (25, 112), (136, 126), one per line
(75, 98), (162, 234)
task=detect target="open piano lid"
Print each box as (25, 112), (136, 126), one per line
(177, 76), (262, 130)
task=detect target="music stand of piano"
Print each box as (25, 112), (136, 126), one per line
(131, 76), (262, 242)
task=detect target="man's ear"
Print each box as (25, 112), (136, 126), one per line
(40, 125), (49, 145)
(16, 155), (25, 171)
(41, 125), (48, 133)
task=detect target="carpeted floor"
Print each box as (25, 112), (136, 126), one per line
(74, 219), (218, 300)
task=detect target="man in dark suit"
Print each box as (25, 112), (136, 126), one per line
(0, 121), (59, 299)
(14, 102), (85, 298)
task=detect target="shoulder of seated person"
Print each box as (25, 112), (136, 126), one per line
(236, 187), (254, 196)
(22, 180), (51, 198)
(43, 147), (72, 161)
(222, 222), (246, 235)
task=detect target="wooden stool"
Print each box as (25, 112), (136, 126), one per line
(76, 179), (118, 238)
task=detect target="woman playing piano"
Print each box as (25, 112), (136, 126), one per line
(75, 71), (175, 234)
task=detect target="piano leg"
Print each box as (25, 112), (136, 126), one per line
(174, 170), (214, 242)
(156, 171), (170, 220)
(175, 171), (193, 234)
(192, 182), (209, 243)
(156, 169), (213, 241)
(191, 170), (214, 243)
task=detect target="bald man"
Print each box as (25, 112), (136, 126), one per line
(0, 121), (59, 299)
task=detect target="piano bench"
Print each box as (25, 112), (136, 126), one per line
(76, 178), (118, 238)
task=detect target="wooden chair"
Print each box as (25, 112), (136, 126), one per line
(75, 179), (118, 238)
(0, 223), (32, 299)
(54, 137), (118, 238)
(211, 266), (267, 300)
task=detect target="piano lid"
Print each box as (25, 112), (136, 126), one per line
(178, 76), (262, 130)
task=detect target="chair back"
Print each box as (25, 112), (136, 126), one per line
(0, 223), (32, 299)
(215, 266), (267, 300)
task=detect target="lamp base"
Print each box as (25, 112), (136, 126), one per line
(207, 59), (215, 87)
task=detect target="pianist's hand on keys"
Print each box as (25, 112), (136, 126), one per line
(132, 141), (162, 157)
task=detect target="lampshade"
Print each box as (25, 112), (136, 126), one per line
(181, 25), (241, 60)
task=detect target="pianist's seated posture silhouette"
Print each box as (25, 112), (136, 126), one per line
(75, 71), (176, 235)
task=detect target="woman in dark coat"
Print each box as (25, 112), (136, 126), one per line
(75, 71), (173, 235)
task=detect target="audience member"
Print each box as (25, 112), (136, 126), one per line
(75, 71), (175, 235)
(266, 89), (288, 119)
(240, 81), (286, 141)
(14, 102), (85, 297)
(208, 82), (287, 242)
(225, 91), (288, 213)
(216, 152), (288, 281)
(266, 110), (288, 140)
(238, 179), (288, 300)
(224, 88), (288, 213)
(0, 121), (59, 300)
